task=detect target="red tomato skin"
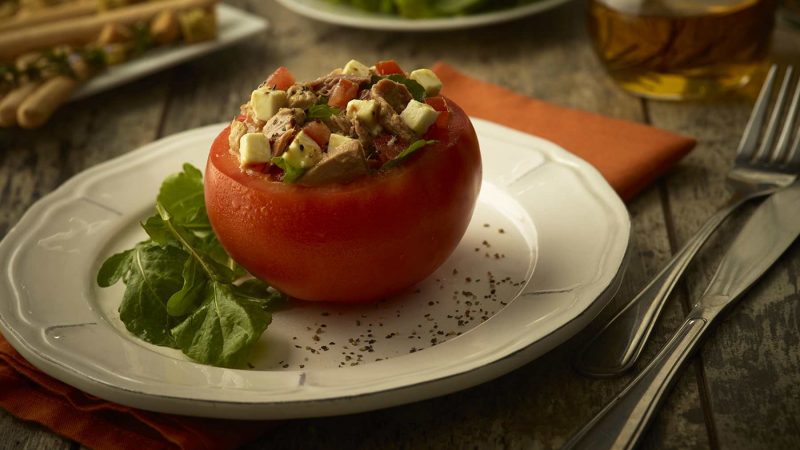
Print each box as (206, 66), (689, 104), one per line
(327, 79), (359, 109)
(303, 121), (331, 147)
(426, 96), (451, 129)
(265, 67), (295, 91)
(374, 60), (405, 76)
(205, 98), (481, 303)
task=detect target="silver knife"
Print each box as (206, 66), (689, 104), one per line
(563, 179), (800, 450)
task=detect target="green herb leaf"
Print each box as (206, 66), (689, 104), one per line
(382, 139), (437, 169)
(97, 163), (283, 367)
(97, 248), (133, 287)
(115, 241), (188, 347)
(236, 278), (287, 307)
(171, 281), (272, 368)
(387, 74), (426, 101)
(154, 202), (235, 283)
(271, 156), (307, 183)
(166, 257), (208, 317)
(157, 163), (209, 230)
(307, 104), (341, 120)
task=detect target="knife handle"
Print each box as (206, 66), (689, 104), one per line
(563, 316), (708, 450)
(574, 191), (759, 376)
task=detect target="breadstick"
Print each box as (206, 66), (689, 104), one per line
(17, 76), (77, 129)
(0, 0), (219, 60)
(0, 1), (98, 33)
(0, 82), (41, 127)
(150, 10), (180, 45)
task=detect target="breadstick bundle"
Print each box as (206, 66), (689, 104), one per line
(0, 0), (219, 129)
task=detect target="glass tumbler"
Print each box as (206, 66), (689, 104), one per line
(588, 0), (778, 100)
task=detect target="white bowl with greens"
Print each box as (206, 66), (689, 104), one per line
(275, 0), (573, 31)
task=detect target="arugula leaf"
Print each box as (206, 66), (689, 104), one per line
(387, 74), (426, 102)
(271, 156), (307, 183)
(307, 104), (341, 120)
(97, 248), (134, 287)
(154, 202), (235, 283)
(382, 139), (437, 169)
(166, 257), (207, 317)
(106, 241), (188, 347)
(157, 163), (209, 231)
(97, 163), (284, 368)
(171, 281), (272, 368)
(236, 278), (287, 307)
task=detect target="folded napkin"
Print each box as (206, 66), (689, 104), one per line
(434, 63), (695, 200)
(0, 63), (695, 450)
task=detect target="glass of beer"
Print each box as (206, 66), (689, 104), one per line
(588, 0), (778, 100)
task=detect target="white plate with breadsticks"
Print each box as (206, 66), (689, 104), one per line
(0, 1), (267, 129)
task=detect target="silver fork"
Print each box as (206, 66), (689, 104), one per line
(575, 65), (800, 376)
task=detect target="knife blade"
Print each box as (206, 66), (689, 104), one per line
(564, 179), (800, 450)
(698, 179), (800, 316)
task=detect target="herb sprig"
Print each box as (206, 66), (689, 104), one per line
(97, 164), (284, 368)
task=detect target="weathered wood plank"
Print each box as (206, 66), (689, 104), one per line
(646, 24), (800, 450)
(0, 62), (170, 450)
(0, 409), (73, 450)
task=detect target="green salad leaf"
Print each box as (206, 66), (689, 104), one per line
(271, 156), (307, 183)
(97, 164), (284, 368)
(325, 0), (537, 18)
(172, 281), (273, 368)
(98, 241), (187, 348)
(382, 139), (437, 169)
(307, 103), (341, 120)
(387, 74), (426, 102)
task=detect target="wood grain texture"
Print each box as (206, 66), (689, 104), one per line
(646, 25), (800, 450)
(1, 1), (798, 449)
(0, 409), (73, 450)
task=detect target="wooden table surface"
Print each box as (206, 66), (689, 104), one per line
(2, 1), (800, 449)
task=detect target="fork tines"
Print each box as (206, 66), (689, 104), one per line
(737, 65), (800, 171)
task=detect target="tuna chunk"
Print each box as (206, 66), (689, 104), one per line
(326, 113), (354, 136)
(373, 96), (416, 143)
(370, 79), (412, 113)
(227, 119), (247, 154)
(263, 108), (305, 156)
(306, 74), (370, 97)
(286, 85), (318, 109)
(299, 140), (368, 186)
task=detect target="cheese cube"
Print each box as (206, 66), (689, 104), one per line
(328, 133), (357, 153)
(409, 68), (442, 96)
(238, 133), (271, 167)
(400, 100), (439, 135)
(250, 88), (287, 122)
(343, 59), (371, 77)
(346, 99), (379, 129)
(283, 131), (323, 169)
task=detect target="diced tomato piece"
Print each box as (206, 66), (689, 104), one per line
(328, 79), (360, 109)
(373, 135), (408, 165)
(265, 66), (296, 91)
(246, 163), (268, 173)
(303, 121), (331, 148)
(426, 96), (450, 129)
(236, 114), (247, 122)
(374, 60), (405, 76)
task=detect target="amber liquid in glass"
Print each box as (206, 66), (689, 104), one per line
(588, 0), (776, 99)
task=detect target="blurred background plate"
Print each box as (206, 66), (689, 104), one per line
(274, 0), (573, 31)
(70, 4), (268, 101)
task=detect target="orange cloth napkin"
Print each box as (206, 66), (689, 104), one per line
(0, 63), (695, 450)
(434, 63), (695, 200)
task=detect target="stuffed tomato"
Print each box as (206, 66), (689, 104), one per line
(205, 60), (481, 302)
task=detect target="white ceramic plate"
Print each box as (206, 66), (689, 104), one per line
(70, 4), (268, 101)
(0, 119), (628, 420)
(275, 0), (572, 31)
